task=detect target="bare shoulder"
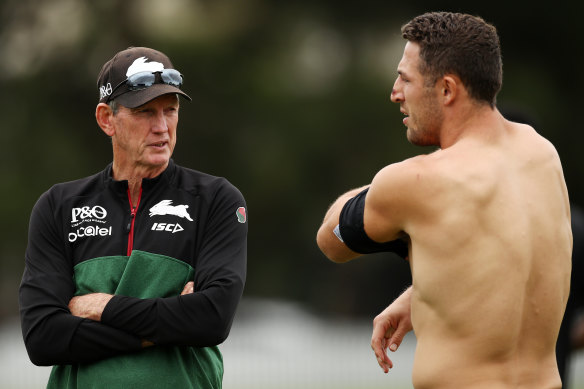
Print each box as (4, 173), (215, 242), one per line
(370, 151), (450, 200)
(371, 155), (429, 198)
(511, 122), (559, 156)
(365, 153), (445, 238)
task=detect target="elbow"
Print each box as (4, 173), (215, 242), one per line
(28, 354), (53, 367)
(323, 251), (354, 264)
(207, 309), (237, 345)
(24, 336), (58, 366)
(208, 325), (230, 345)
(175, 294), (239, 347)
(316, 226), (353, 263)
(189, 317), (232, 347)
(316, 226), (334, 260)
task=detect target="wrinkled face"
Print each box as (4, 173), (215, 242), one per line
(391, 42), (443, 147)
(111, 94), (179, 174)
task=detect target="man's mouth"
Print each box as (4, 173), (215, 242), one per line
(400, 109), (409, 126)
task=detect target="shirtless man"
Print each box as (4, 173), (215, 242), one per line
(316, 12), (572, 389)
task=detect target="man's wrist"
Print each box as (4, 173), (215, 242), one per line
(69, 293), (114, 321)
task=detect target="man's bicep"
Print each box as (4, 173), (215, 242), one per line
(364, 164), (410, 243)
(337, 187), (408, 259)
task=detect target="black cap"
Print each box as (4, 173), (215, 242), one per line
(97, 47), (191, 108)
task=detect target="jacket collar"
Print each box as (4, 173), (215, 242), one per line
(102, 159), (176, 193)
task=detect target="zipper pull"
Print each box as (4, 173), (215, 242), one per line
(126, 207), (136, 232)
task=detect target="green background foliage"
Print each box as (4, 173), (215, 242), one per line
(1, 0), (582, 321)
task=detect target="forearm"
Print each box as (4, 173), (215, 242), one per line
(21, 191), (142, 366)
(395, 286), (413, 305)
(98, 186), (247, 348)
(20, 265), (141, 366)
(101, 278), (244, 347)
(371, 285), (413, 373)
(22, 309), (142, 366)
(317, 186), (369, 262)
(69, 293), (113, 321)
(68, 288), (191, 349)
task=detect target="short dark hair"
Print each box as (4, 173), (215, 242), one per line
(401, 12), (502, 107)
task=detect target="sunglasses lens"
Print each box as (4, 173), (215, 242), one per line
(160, 69), (183, 86)
(123, 69), (183, 92)
(126, 71), (156, 89)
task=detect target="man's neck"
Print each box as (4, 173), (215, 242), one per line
(111, 160), (169, 205)
(440, 103), (500, 149)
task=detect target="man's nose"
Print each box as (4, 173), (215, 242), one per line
(151, 111), (168, 132)
(390, 88), (402, 103)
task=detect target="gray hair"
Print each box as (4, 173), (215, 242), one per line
(108, 100), (120, 115)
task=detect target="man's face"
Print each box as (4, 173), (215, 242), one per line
(391, 42), (443, 147)
(111, 94), (179, 173)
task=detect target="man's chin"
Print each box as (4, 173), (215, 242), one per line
(407, 132), (438, 147)
(144, 154), (171, 169)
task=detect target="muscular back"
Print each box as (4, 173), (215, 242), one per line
(371, 121), (572, 388)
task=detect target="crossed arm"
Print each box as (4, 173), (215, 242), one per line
(20, 190), (247, 366)
(68, 282), (194, 322)
(68, 282), (195, 348)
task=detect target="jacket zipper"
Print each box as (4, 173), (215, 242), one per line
(126, 188), (142, 256)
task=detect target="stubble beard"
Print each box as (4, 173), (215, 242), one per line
(406, 90), (443, 147)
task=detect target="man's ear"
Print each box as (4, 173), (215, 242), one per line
(95, 103), (115, 137)
(440, 75), (459, 106)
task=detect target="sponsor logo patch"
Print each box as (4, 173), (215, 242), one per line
(71, 205), (107, 225)
(236, 207), (246, 223)
(151, 222), (184, 234)
(69, 204), (112, 242)
(69, 226), (112, 242)
(126, 56), (165, 77)
(149, 200), (193, 221)
(99, 83), (113, 99)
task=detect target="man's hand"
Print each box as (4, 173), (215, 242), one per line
(371, 287), (413, 373)
(181, 281), (194, 295)
(141, 282), (194, 349)
(68, 293), (114, 321)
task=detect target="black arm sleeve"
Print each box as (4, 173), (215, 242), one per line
(19, 192), (142, 366)
(338, 188), (408, 258)
(101, 183), (247, 347)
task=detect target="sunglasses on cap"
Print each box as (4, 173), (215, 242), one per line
(107, 69), (183, 102)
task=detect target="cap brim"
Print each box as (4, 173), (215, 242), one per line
(115, 83), (192, 109)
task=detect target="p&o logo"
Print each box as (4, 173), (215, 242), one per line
(69, 204), (112, 243)
(71, 205), (108, 224)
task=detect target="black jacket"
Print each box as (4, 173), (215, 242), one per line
(19, 160), (247, 388)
